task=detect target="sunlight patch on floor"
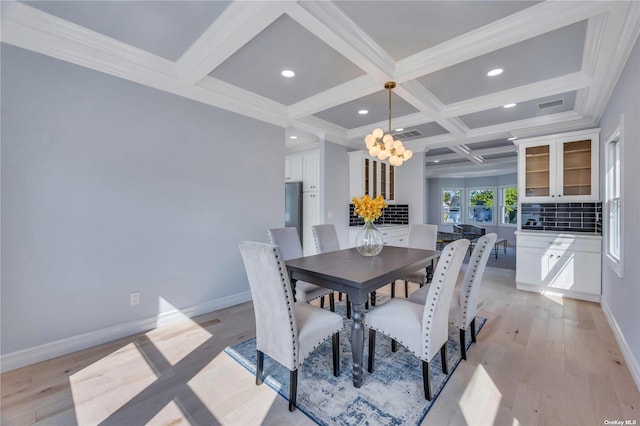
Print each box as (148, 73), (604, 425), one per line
(147, 297), (212, 366)
(69, 342), (158, 425)
(187, 352), (279, 425)
(541, 290), (565, 305)
(147, 400), (189, 425)
(459, 365), (502, 425)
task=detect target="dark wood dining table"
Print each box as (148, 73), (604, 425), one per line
(286, 245), (440, 388)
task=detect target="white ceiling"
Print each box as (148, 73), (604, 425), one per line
(2, 1), (640, 177)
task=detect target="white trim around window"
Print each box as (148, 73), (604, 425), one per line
(604, 118), (624, 278)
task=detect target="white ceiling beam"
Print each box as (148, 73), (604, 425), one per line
(289, 1), (396, 81)
(394, 1), (614, 82)
(424, 157), (518, 178)
(424, 144), (516, 162)
(347, 112), (429, 139)
(177, 2), (286, 84)
(293, 115), (354, 148)
(441, 72), (592, 118)
(288, 75), (379, 119)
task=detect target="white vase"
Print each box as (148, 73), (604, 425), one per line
(355, 221), (384, 256)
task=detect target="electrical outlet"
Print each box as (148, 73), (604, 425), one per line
(130, 292), (140, 306)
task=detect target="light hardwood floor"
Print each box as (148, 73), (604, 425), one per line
(2, 267), (639, 425)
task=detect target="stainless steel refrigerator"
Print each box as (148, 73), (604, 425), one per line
(285, 182), (303, 245)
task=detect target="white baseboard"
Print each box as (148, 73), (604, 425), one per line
(0, 291), (252, 373)
(601, 298), (640, 392)
(516, 281), (601, 303)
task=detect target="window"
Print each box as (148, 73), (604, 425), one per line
(500, 186), (518, 226)
(467, 188), (495, 224)
(605, 125), (623, 277)
(442, 189), (462, 224)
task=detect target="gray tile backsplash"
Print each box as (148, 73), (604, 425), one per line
(349, 204), (409, 226)
(521, 202), (602, 234)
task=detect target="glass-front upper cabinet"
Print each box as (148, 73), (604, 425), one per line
(517, 129), (599, 202)
(349, 151), (396, 201)
(560, 138), (593, 197)
(524, 144), (553, 198)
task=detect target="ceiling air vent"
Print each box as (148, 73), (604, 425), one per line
(392, 130), (422, 140)
(538, 99), (563, 110)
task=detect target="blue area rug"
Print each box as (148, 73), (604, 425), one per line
(224, 299), (486, 425)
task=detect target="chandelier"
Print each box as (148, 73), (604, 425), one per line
(364, 81), (413, 166)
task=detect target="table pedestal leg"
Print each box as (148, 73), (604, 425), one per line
(351, 303), (366, 387)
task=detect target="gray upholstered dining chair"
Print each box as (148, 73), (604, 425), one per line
(365, 238), (469, 400)
(238, 241), (343, 412)
(268, 227), (335, 311)
(395, 224), (438, 298)
(409, 233), (497, 360)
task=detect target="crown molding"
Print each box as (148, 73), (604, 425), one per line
(294, 115), (353, 148)
(196, 77), (289, 126)
(581, 1), (640, 121)
(1, 2), (177, 78)
(511, 116), (598, 139)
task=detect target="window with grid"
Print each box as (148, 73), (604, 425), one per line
(605, 127), (623, 277)
(441, 189), (462, 224)
(500, 186), (518, 226)
(467, 188), (495, 224)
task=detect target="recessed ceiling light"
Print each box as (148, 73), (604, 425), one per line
(281, 69), (295, 78)
(503, 103), (517, 108)
(487, 68), (503, 77)
(433, 160), (440, 163)
(358, 109), (368, 115)
(289, 136), (298, 140)
(508, 136), (518, 141)
(395, 128), (404, 132)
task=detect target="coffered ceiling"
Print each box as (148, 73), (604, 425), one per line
(2, 1), (639, 177)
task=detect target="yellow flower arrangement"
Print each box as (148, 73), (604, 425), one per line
(352, 195), (387, 222)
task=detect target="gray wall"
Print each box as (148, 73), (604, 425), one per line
(426, 173), (518, 243)
(1, 45), (284, 358)
(395, 151), (426, 224)
(598, 36), (640, 382)
(322, 141), (350, 247)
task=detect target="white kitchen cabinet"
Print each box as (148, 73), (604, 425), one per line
(349, 225), (408, 248)
(515, 231), (601, 302)
(302, 151), (320, 192)
(302, 191), (320, 256)
(516, 129), (599, 202)
(285, 155), (303, 182)
(349, 151), (395, 201)
(285, 149), (321, 255)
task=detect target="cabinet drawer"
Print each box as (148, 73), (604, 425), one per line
(379, 226), (408, 239)
(517, 234), (601, 253)
(384, 235), (407, 247)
